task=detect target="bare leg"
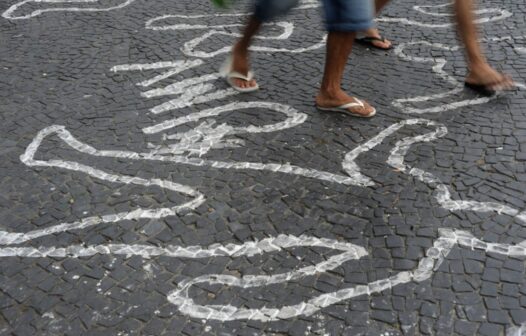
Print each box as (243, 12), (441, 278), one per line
(360, 0), (392, 50)
(454, 0), (513, 89)
(231, 16), (262, 89)
(316, 31), (375, 117)
(375, 0), (390, 13)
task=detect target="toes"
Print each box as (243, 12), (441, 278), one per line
(349, 101), (375, 116)
(367, 36), (392, 50)
(374, 39), (392, 49)
(502, 75), (515, 88)
(490, 75), (515, 91)
(231, 78), (257, 89)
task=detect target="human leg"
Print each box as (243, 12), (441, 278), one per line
(229, 0), (299, 90)
(230, 16), (262, 89)
(358, 0), (392, 50)
(316, 0), (376, 117)
(454, 0), (513, 93)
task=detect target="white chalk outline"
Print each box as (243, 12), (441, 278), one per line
(166, 227), (526, 321)
(392, 37), (525, 114)
(0, 125), (206, 246)
(145, 13), (327, 59)
(144, 1), (511, 58)
(2, 0), (136, 20)
(378, 2), (512, 28)
(0, 119), (450, 246)
(1, 116), (525, 321)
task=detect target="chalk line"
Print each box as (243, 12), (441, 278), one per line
(386, 120), (526, 223)
(392, 37), (525, 114)
(377, 2), (512, 28)
(167, 227), (526, 322)
(1, 115), (525, 322)
(5, 117), (525, 245)
(2, 221), (525, 321)
(0, 125), (205, 246)
(145, 15), (327, 58)
(2, 0), (136, 20)
(0, 119), (442, 245)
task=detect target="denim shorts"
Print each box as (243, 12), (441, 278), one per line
(254, 0), (374, 32)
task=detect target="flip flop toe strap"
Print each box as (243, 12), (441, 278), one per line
(339, 98), (365, 109)
(227, 71), (254, 82)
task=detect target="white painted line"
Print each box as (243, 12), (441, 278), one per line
(7, 117), (525, 246)
(166, 227), (526, 321)
(145, 12), (326, 58)
(3, 0), (136, 20)
(386, 120), (526, 223)
(392, 37), (525, 114)
(112, 60), (205, 88)
(0, 125), (205, 245)
(2, 223), (525, 321)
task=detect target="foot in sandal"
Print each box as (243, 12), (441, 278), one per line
(464, 61), (514, 96)
(316, 90), (376, 118)
(221, 42), (259, 92)
(356, 28), (392, 50)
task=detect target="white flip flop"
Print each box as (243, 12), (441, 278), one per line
(317, 98), (376, 118)
(220, 55), (259, 93)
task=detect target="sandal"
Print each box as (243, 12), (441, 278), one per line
(317, 98), (376, 118)
(220, 55), (259, 93)
(464, 82), (496, 97)
(355, 36), (393, 50)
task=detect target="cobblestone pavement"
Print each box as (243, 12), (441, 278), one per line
(1, 0), (526, 335)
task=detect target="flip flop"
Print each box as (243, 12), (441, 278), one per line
(317, 98), (376, 118)
(220, 55), (259, 93)
(355, 36), (393, 50)
(464, 82), (496, 97)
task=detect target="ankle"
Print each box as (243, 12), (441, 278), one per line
(468, 56), (489, 69)
(318, 86), (343, 99)
(363, 28), (379, 37)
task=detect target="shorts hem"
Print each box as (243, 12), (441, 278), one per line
(326, 21), (374, 32)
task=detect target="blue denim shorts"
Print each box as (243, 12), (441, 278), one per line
(254, 0), (374, 32)
(254, 0), (299, 22)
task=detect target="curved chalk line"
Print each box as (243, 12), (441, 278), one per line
(166, 227), (526, 321)
(378, 2), (511, 28)
(2, 116), (526, 321)
(2, 0), (136, 20)
(387, 120), (526, 223)
(145, 13), (327, 59)
(3, 224), (526, 321)
(0, 118), (453, 245)
(143, 1), (510, 58)
(0, 125), (206, 246)
(392, 37), (525, 114)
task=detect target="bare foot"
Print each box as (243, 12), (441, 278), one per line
(358, 28), (392, 50)
(230, 42), (258, 90)
(465, 61), (514, 91)
(316, 89), (376, 117)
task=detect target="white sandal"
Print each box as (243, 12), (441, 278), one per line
(220, 55), (259, 93)
(317, 98), (376, 118)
